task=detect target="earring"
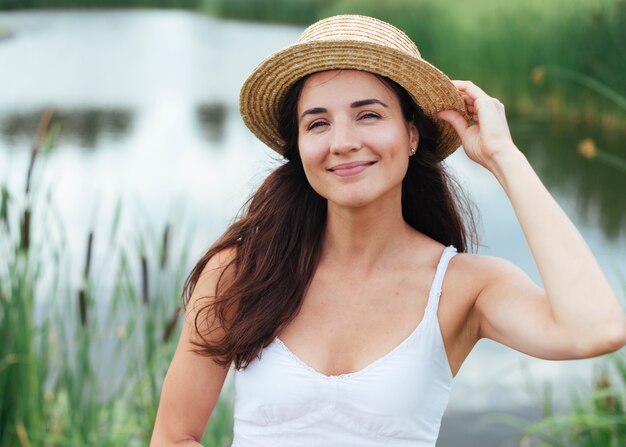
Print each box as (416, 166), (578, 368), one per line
(410, 146), (416, 156)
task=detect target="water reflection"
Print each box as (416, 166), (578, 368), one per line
(512, 119), (626, 240)
(196, 103), (227, 144)
(0, 29), (12, 41)
(0, 108), (134, 150)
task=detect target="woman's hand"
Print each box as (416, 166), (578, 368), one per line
(438, 80), (517, 170)
(439, 85), (626, 362)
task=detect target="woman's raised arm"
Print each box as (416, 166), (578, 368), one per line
(438, 81), (626, 359)
(150, 251), (234, 446)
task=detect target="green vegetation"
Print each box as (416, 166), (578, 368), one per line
(204, 0), (626, 131)
(0, 0), (201, 8)
(519, 328), (626, 446)
(0, 112), (233, 446)
(2, 0), (623, 132)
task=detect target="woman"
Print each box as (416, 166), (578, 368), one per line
(151, 15), (626, 446)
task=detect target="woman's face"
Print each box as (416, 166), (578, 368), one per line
(297, 70), (419, 209)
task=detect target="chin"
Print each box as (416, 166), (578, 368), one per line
(326, 192), (379, 209)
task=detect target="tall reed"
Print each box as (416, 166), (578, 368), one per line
(0, 112), (233, 446)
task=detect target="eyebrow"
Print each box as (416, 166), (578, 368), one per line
(299, 99), (388, 122)
(351, 99), (388, 109)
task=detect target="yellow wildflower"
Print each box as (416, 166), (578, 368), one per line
(577, 138), (597, 160)
(531, 67), (545, 86)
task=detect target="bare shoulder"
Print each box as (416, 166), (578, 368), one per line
(190, 247), (237, 299)
(446, 251), (537, 297)
(441, 252), (488, 300)
(435, 252), (525, 373)
(440, 251), (541, 327)
(185, 247), (238, 338)
(445, 252), (544, 335)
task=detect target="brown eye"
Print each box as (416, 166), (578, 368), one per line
(308, 120), (328, 130)
(359, 112), (381, 120)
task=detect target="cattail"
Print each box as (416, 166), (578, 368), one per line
(84, 231), (93, 278)
(141, 253), (149, 305)
(25, 109), (53, 196)
(0, 185), (9, 231)
(160, 223), (170, 269)
(78, 289), (88, 327)
(77, 230), (94, 327)
(19, 207), (30, 252)
(20, 110), (54, 253)
(162, 306), (182, 342)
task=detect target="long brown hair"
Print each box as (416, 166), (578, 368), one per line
(182, 74), (477, 369)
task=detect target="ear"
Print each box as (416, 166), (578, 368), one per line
(408, 122), (419, 152)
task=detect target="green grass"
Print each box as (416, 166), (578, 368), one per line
(0, 113), (233, 446)
(518, 340), (626, 446)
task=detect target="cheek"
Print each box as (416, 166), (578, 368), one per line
(298, 134), (327, 165)
(298, 139), (328, 187)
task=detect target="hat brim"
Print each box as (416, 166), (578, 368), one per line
(240, 40), (469, 160)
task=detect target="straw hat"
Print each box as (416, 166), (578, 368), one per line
(240, 14), (469, 160)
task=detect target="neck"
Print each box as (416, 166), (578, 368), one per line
(321, 190), (414, 273)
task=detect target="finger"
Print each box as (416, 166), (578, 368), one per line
(452, 80), (490, 101)
(437, 110), (469, 136)
(459, 91), (476, 108)
(455, 82), (506, 117)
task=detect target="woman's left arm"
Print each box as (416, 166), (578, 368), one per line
(439, 80), (626, 359)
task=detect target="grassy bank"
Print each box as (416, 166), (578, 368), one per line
(0, 113), (233, 446)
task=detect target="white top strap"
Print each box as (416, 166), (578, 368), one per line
(426, 245), (457, 313)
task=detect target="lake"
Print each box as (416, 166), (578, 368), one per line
(1, 9), (625, 446)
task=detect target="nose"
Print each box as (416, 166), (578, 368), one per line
(329, 119), (360, 155)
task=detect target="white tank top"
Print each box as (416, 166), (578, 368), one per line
(232, 245), (457, 446)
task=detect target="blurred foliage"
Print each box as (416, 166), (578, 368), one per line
(0, 0), (201, 8)
(521, 334), (626, 446)
(199, 0), (333, 25)
(3, 0), (622, 131)
(231, 0), (625, 132)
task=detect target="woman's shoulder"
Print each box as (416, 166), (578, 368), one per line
(203, 247), (237, 276)
(451, 250), (524, 279)
(184, 247), (239, 341)
(446, 250), (531, 301)
(192, 247), (238, 299)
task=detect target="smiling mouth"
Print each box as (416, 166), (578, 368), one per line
(328, 161), (377, 177)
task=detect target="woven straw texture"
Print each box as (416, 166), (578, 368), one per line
(240, 15), (469, 160)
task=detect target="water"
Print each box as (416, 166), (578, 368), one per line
(1, 9), (625, 446)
